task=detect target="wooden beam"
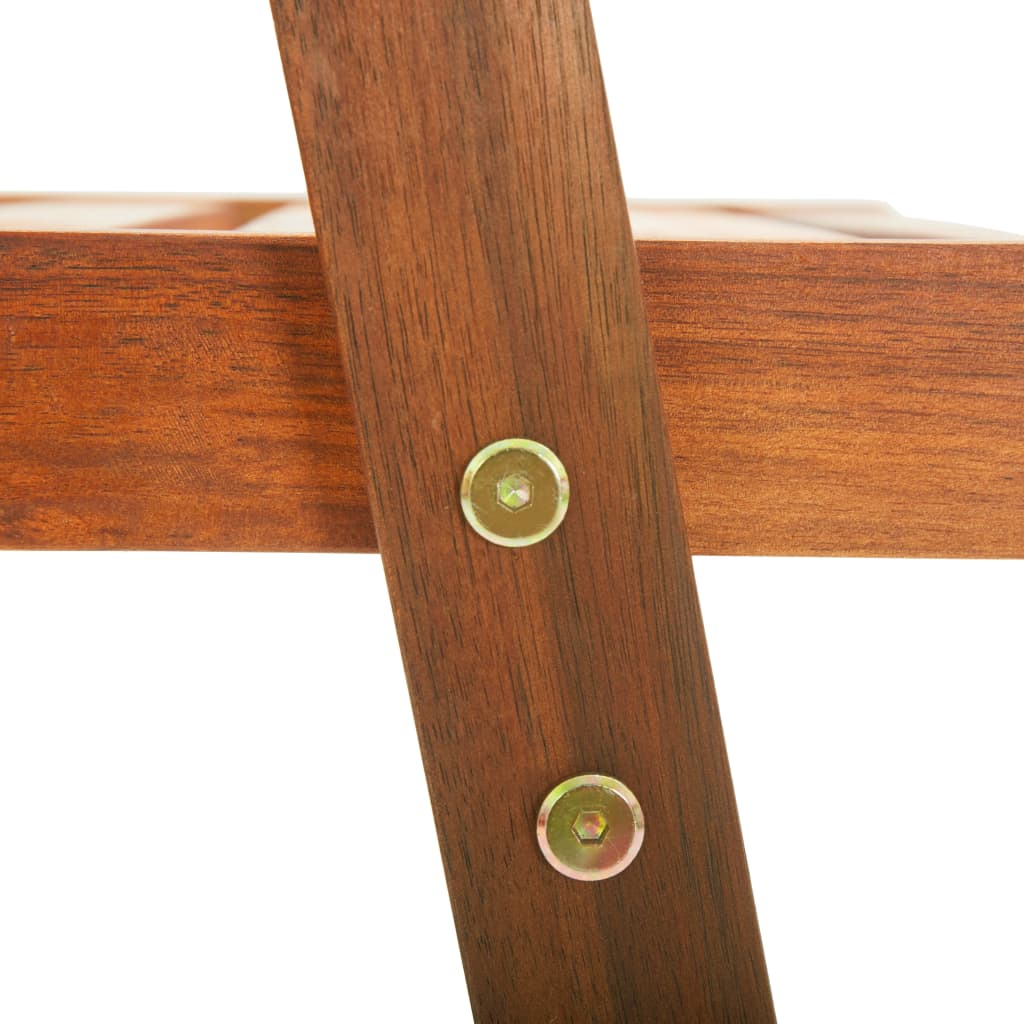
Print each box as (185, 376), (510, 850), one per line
(271, 0), (774, 1019)
(2, 231), (1023, 557)
(4, 193), (1019, 240)
(0, 195), (282, 231)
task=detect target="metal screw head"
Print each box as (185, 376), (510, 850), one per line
(537, 774), (644, 881)
(461, 438), (569, 547)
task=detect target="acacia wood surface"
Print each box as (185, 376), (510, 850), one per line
(4, 193), (1019, 240)
(2, 231), (1023, 557)
(272, 1), (774, 1021)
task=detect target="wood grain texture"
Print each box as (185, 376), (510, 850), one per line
(5, 192), (1019, 240)
(0, 194), (282, 231)
(3, 232), (1023, 557)
(648, 242), (1024, 558)
(0, 232), (371, 551)
(272, 1), (773, 1021)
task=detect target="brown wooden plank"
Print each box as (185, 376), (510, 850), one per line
(0, 198), (212, 231)
(136, 199), (283, 231)
(734, 202), (1023, 240)
(272, 1), (773, 1021)
(2, 232), (1023, 558)
(0, 231), (372, 552)
(647, 241), (1024, 557)
(236, 201), (315, 235)
(627, 200), (852, 239)
(0, 195), (282, 232)
(5, 192), (1020, 241)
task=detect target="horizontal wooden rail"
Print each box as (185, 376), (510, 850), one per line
(2, 230), (1023, 557)
(3, 193), (1021, 241)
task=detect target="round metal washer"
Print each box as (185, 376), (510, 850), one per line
(460, 438), (569, 547)
(536, 773), (645, 881)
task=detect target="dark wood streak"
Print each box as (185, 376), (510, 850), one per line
(271, 2), (773, 1021)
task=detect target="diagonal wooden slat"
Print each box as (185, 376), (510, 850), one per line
(271, 1), (774, 1020)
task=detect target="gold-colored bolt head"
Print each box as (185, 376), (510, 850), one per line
(537, 774), (644, 881)
(461, 438), (569, 547)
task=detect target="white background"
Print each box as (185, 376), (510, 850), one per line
(1, 2), (1022, 1021)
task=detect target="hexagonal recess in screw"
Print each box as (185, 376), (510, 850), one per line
(497, 472), (533, 511)
(571, 809), (609, 845)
